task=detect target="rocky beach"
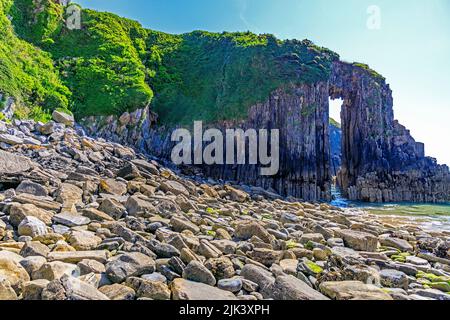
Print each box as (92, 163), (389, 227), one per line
(1, 113), (449, 301)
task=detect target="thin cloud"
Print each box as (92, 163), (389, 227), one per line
(237, 0), (261, 33)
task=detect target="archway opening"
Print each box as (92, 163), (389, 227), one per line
(328, 97), (345, 203)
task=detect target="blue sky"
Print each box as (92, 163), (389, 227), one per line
(77, 0), (450, 165)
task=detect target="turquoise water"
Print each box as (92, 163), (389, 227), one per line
(330, 186), (450, 232)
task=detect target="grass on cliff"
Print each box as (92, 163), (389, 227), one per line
(3, 0), (342, 124)
(10, 0), (153, 118)
(0, 0), (71, 118)
(148, 32), (340, 125)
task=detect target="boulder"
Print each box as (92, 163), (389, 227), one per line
(22, 279), (50, 300)
(217, 278), (243, 293)
(125, 195), (157, 216)
(171, 216), (200, 234)
(0, 279), (18, 300)
(66, 230), (102, 251)
(16, 180), (48, 197)
(18, 216), (48, 237)
(234, 221), (274, 243)
(55, 183), (83, 211)
(19, 241), (50, 258)
(106, 252), (155, 283)
(171, 278), (237, 300)
(247, 248), (283, 267)
(0, 255), (31, 290)
(380, 269), (409, 290)
(9, 203), (53, 226)
(379, 236), (414, 252)
(98, 198), (126, 220)
(77, 259), (106, 275)
(0, 133), (23, 145)
(182, 261), (216, 286)
(99, 179), (127, 196)
(82, 208), (114, 222)
(52, 110), (74, 126)
(125, 277), (171, 300)
(268, 275), (329, 300)
(0, 150), (33, 174)
(160, 180), (189, 196)
(319, 281), (393, 300)
(334, 229), (378, 252)
(19, 256), (47, 276)
(99, 283), (136, 300)
(225, 186), (249, 202)
(41, 274), (109, 300)
(204, 257), (235, 280)
(240, 264), (275, 293)
(32, 261), (79, 281)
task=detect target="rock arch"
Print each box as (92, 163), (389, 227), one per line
(82, 60), (450, 203)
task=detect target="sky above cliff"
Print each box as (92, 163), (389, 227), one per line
(77, 0), (450, 165)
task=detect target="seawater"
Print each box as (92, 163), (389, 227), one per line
(330, 185), (450, 233)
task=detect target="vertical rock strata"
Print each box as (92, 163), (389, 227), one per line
(81, 61), (449, 203)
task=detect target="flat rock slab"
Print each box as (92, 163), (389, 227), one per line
(319, 281), (393, 300)
(0, 150), (33, 174)
(268, 275), (329, 300)
(171, 278), (238, 300)
(52, 212), (91, 227)
(0, 134), (23, 145)
(47, 251), (108, 264)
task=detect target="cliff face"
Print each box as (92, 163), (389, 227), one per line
(82, 60), (450, 203)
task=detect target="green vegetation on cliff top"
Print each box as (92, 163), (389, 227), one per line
(0, 1), (384, 125)
(0, 0), (71, 119)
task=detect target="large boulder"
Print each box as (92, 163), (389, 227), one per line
(106, 252), (155, 283)
(182, 261), (216, 286)
(240, 264), (275, 293)
(0, 279), (18, 300)
(171, 279), (237, 300)
(0, 255), (31, 290)
(0, 150), (32, 174)
(234, 221), (274, 243)
(18, 216), (48, 237)
(269, 275), (329, 300)
(55, 183), (83, 211)
(334, 229), (378, 252)
(99, 179), (127, 196)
